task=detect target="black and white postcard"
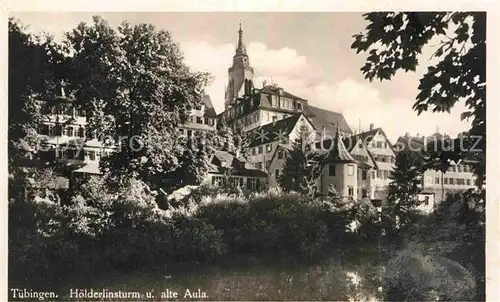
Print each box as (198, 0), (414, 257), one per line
(4, 1), (497, 301)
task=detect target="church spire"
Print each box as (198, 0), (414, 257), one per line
(236, 20), (246, 55)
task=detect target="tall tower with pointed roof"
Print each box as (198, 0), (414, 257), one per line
(225, 21), (254, 109)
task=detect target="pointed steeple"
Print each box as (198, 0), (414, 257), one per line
(225, 20), (254, 109)
(236, 20), (246, 55)
(331, 126), (357, 163)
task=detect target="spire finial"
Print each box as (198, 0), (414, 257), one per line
(236, 19), (246, 54)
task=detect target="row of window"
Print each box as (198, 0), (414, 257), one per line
(251, 143), (274, 156)
(373, 170), (391, 180)
(373, 155), (395, 164)
(432, 177), (474, 186)
(188, 116), (215, 126)
(447, 164), (473, 173)
(41, 104), (86, 117)
(269, 95), (303, 111)
(371, 141), (389, 149)
(40, 149), (109, 161)
(211, 176), (262, 190)
(39, 124), (91, 138)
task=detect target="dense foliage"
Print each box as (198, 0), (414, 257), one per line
(351, 12), (486, 182)
(9, 184), (382, 286)
(8, 18), (64, 201)
(386, 150), (424, 229)
(278, 123), (326, 196)
(385, 189), (485, 300)
(55, 16), (211, 191)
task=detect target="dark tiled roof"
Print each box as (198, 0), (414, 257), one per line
(210, 150), (267, 177)
(304, 105), (352, 136)
(329, 130), (357, 163)
(203, 94), (217, 118)
(248, 113), (303, 147)
(316, 132), (357, 163)
(259, 85), (306, 101)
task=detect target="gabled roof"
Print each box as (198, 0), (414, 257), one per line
(350, 128), (381, 145)
(203, 94), (217, 118)
(209, 150), (267, 177)
(259, 85), (306, 101)
(247, 113), (305, 147)
(352, 127), (396, 154)
(315, 135), (370, 165)
(304, 105), (352, 136)
(268, 143), (293, 165)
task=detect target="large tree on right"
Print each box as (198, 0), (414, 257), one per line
(351, 12), (486, 184)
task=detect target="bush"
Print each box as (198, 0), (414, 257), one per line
(384, 244), (476, 301)
(9, 178), (228, 285)
(196, 190), (340, 261)
(397, 189), (485, 300)
(11, 183), (375, 286)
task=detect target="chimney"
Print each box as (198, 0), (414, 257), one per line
(263, 80), (267, 88)
(369, 123), (374, 131)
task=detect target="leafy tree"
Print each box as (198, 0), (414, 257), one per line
(233, 126), (252, 158)
(160, 136), (214, 193)
(278, 123), (325, 196)
(62, 16), (211, 188)
(351, 12), (486, 183)
(386, 150), (424, 229)
(215, 117), (236, 152)
(8, 18), (64, 201)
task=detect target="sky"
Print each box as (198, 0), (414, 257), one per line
(10, 12), (472, 142)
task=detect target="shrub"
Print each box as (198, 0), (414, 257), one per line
(196, 190), (338, 261)
(384, 244), (476, 301)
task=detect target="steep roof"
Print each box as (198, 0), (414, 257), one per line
(210, 150), (267, 177)
(247, 113), (304, 147)
(259, 85), (306, 101)
(203, 94), (217, 118)
(330, 130), (357, 163)
(350, 128), (381, 145)
(304, 105), (352, 136)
